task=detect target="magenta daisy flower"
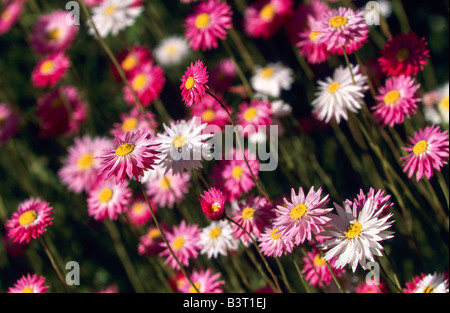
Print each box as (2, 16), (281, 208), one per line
(401, 125), (449, 181)
(30, 9), (78, 54)
(138, 225), (165, 256)
(0, 1), (23, 35)
(199, 187), (226, 221)
(181, 60), (209, 107)
(372, 75), (421, 127)
(296, 22), (331, 65)
(355, 281), (388, 293)
(36, 86), (88, 137)
(190, 93), (230, 129)
(7, 273), (49, 293)
(0, 102), (20, 146)
(378, 33), (430, 77)
(87, 180), (132, 221)
(273, 186), (332, 246)
(123, 61), (166, 107)
(126, 195), (156, 227)
(178, 268), (225, 293)
(112, 44), (153, 81)
(244, 0), (294, 40)
(258, 225), (294, 257)
(110, 106), (158, 138)
(6, 198), (54, 244)
(184, 0), (233, 51)
(302, 248), (345, 287)
(159, 220), (201, 270)
(58, 135), (113, 194)
(236, 100), (272, 136)
(31, 52), (71, 88)
(346, 188), (394, 217)
(97, 130), (160, 185)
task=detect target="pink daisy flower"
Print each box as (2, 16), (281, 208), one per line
(31, 52), (71, 88)
(0, 102), (20, 145)
(236, 100), (272, 136)
(123, 61), (166, 107)
(199, 187), (226, 221)
(401, 125), (449, 181)
(372, 75), (421, 127)
(58, 135), (113, 194)
(346, 188), (394, 217)
(7, 273), (49, 293)
(84, 0), (105, 6)
(178, 268), (225, 293)
(110, 106), (158, 138)
(209, 59), (237, 93)
(36, 86), (88, 137)
(0, 1), (22, 35)
(112, 44), (153, 81)
(87, 180), (132, 221)
(190, 93), (230, 129)
(96, 130), (160, 185)
(138, 225), (165, 256)
(230, 195), (275, 244)
(30, 9), (78, 54)
(296, 19), (331, 65)
(273, 186), (332, 246)
(6, 198), (54, 244)
(126, 195), (156, 227)
(184, 0), (233, 51)
(159, 220), (201, 270)
(258, 225), (294, 257)
(302, 248), (345, 287)
(403, 273), (427, 293)
(378, 33), (430, 77)
(355, 281), (388, 293)
(244, 0), (294, 40)
(314, 7), (368, 54)
(181, 60), (209, 107)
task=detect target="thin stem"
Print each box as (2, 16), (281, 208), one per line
(290, 254), (311, 293)
(275, 258), (294, 293)
(436, 171), (449, 209)
(342, 46), (356, 85)
(39, 236), (71, 293)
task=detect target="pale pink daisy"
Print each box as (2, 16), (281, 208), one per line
(181, 60), (209, 107)
(7, 273), (49, 293)
(412, 272), (449, 293)
(236, 100), (272, 136)
(110, 106), (158, 138)
(178, 268), (225, 293)
(6, 198), (54, 244)
(0, 1), (22, 35)
(125, 195), (156, 227)
(96, 130), (160, 185)
(302, 248), (345, 287)
(112, 44), (153, 81)
(138, 225), (165, 256)
(30, 10), (78, 54)
(258, 225), (294, 257)
(190, 93), (230, 129)
(355, 281), (388, 293)
(0, 102), (20, 145)
(159, 220), (201, 270)
(31, 53), (71, 88)
(372, 75), (421, 127)
(273, 186), (332, 246)
(87, 180), (132, 221)
(58, 135), (113, 194)
(184, 0), (233, 51)
(401, 125), (449, 181)
(84, 0), (105, 6)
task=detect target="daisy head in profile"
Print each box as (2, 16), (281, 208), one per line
(7, 274), (49, 293)
(181, 60), (209, 107)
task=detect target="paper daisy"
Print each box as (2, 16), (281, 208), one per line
(0, 103), (20, 146)
(372, 75), (420, 127)
(190, 93), (230, 129)
(154, 116), (213, 174)
(31, 53), (71, 88)
(6, 198), (54, 244)
(58, 135), (113, 194)
(179, 268), (225, 293)
(88, 0), (143, 38)
(346, 188), (394, 217)
(126, 196), (155, 227)
(138, 225), (165, 256)
(112, 44), (153, 80)
(236, 100), (272, 136)
(159, 220), (201, 270)
(401, 125), (449, 181)
(154, 36), (190, 67)
(378, 32), (430, 77)
(311, 64), (368, 123)
(199, 187), (226, 221)
(258, 225), (294, 257)
(273, 186), (332, 246)
(413, 272), (449, 293)
(110, 106), (158, 139)
(181, 60), (209, 107)
(198, 220), (240, 258)
(7, 274), (49, 293)
(97, 130), (160, 185)
(184, 0), (233, 51)
(302, 248), (345, 287)
(320, 197), (395, 272)
(355, 281), (388, 293)
(250, 63), (294, 98)
(87, 180), (132, 221)
(0, 1), (22, 35)
(296, 23), (331, 65)
(424, 82), (450, 125)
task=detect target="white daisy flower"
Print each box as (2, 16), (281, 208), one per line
(320, 197), (395, 273)
(154, 116), (213, 174)
(414, 272), (449, 293)
(270, 99), (292, 118)
(198, 220), (240, 258)
(311, 64), (368, 123)
(88, 0), (143, 38)
(250, 62), (294, 98)
(436, 82), (449, 124)
(154, 36), (190, 67)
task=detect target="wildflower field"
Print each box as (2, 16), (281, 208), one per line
(0, 0), (449, 299)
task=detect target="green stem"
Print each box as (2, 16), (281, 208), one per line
(436, 171), (449, 209)
(342, 46), (356, 85)
(39, 236), (71, 293)
(290, 254), (311, 293)
(275, 258), (294, 293)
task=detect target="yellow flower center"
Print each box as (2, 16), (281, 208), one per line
(132, 74), (148, 91)
(115, 143), (134, 157)
(195, 13), (211, 29)
(160, 176), (172, 190)
(209, 227), (222, 239)
(231, 166), (243, 179)
(329, 15), (348, 28)
(439, 96), (449, 111)
(270, 228), (281, 240)
(132, 202), (145, 214)
(173, 236), (185, 250)
(260, 4), (275, 21)
(211, 203), (221, 212)
(202, 109), (216, 122)
(40, 60), (55, 74)
(166, 44), (177, 56)
(185, 77), (195, 90)
(77, 153), (95, 170)
(423, 285), (434, 293)
(309, 31), (321, 42)
(242, 207), (254, 220)
(261, 67), (274, 79)
(243, 107), (258, 122)
(21, 286), (34, 293)
(46, 28), (61, 41)
(173, 136), (187, 149)
(345, 221), (362, 239)
(98, 188), (113, 203)
(189, 282), (202, 293)
(396, 48), (411, 62)
(328, 81), (340, 94)
(104, 5), (117, 16)
(290, 204), (307, 219)
(19, 210), (37, 226)
(148, 228), (161, 239)
(121, 54), (138, 71)
(384, 90), (401, 105)
(1, 10), (12, 21)
(313, 253), (326, 266)
(122, 117), (139, 132)
(413, 140), (428, 155)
